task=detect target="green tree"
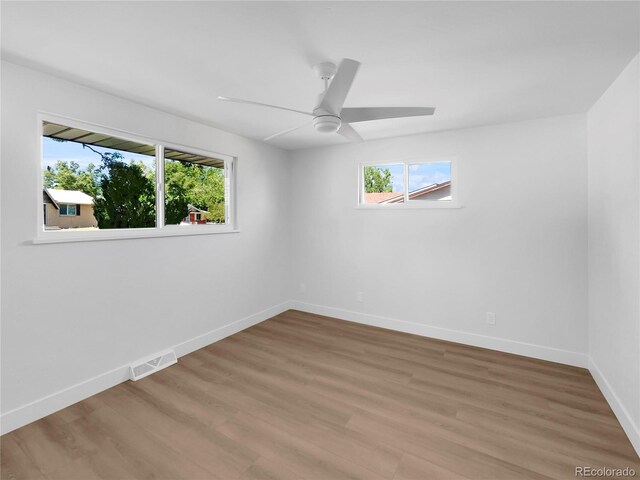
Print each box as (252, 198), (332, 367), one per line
(364, 166), (393, 193)
(44, 160), (99, 198)
(164, 163), (190, 225)
(164, 160), (225, 224)
(92, 153), (156, 229)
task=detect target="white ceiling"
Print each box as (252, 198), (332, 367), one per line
(2, 1), (638, 150)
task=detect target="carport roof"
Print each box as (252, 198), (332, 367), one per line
(43, 121), (224, 168)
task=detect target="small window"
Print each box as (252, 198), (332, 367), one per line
(360, 159), (456, 207)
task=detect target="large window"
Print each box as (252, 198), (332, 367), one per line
(40, 118), (235, 241)
(359, 159), (457, 207)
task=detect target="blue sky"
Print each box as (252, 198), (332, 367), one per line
(42, 137), (156, 171)
(409, 162), (451, 191)
(372, 162), (451, 192)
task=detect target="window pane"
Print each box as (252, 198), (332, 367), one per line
(59, 204), (67, 215)
(408, 161), (452, 201)
(362, 164), (404, 204)
(42, 121), (156, 230)
(164, 149), (226, 225)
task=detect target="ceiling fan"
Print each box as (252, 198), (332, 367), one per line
(218, 59), (435, 144)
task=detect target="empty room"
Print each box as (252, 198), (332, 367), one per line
(1, 1), (639, 479)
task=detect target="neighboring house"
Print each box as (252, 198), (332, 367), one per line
(183, 204), (209, 224)
(43, 188), (97, 229)
(365, 181), (451, 204)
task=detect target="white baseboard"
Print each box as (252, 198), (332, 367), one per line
(289, 301), (589, 368)
(0, 364), (131, 437)
(171, 301), (291, 358)
(588, 357), (640, 457)
(0, 301), (292, 435)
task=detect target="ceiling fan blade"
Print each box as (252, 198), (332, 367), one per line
(318, 59), (360, 115)
(218, 96), (313, 117)
(263, 121), (313, 142)
(337, 123), (363, 143)
(341, 107), (435, 123)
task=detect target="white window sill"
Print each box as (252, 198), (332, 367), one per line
(356, 203), (463, 210)
(33, 225), (240, 244)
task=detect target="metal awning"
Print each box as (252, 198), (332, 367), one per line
(43, 121), (224, 168)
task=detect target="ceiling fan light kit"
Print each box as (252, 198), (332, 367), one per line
(218, 58), (436, 144)
(313, 115), (341, 133)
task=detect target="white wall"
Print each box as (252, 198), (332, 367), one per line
(587, 53), (640, 453)
(0, 61), (293, 430)
(290, 114), (588, 364)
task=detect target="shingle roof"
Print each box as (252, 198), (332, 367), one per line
(45, 189), (94, 205)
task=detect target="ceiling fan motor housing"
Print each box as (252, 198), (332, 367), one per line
(313, 115), (341, 133)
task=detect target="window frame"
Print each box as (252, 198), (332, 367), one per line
(36, 113), (238, 244)
(357, 157), (460, 209)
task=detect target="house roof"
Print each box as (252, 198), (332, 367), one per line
(45, 188), (94, 206)
(187, 204), (209, 213)
(365, 181), (451, 204)
(364, 192), (404, 204)
(405, 181), (451, 200)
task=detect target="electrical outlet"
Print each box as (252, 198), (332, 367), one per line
(486, 312), (496, 325)
(357, 291), (364, 302)
(300, 283), (306, 294)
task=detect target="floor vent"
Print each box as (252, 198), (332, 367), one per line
(129, 350), (177, 381)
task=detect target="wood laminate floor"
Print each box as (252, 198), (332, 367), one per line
(2, 310), (639, 480)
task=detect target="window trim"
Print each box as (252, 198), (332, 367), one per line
(357, 156), (461, 209)
(36, 112), (238, 244)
